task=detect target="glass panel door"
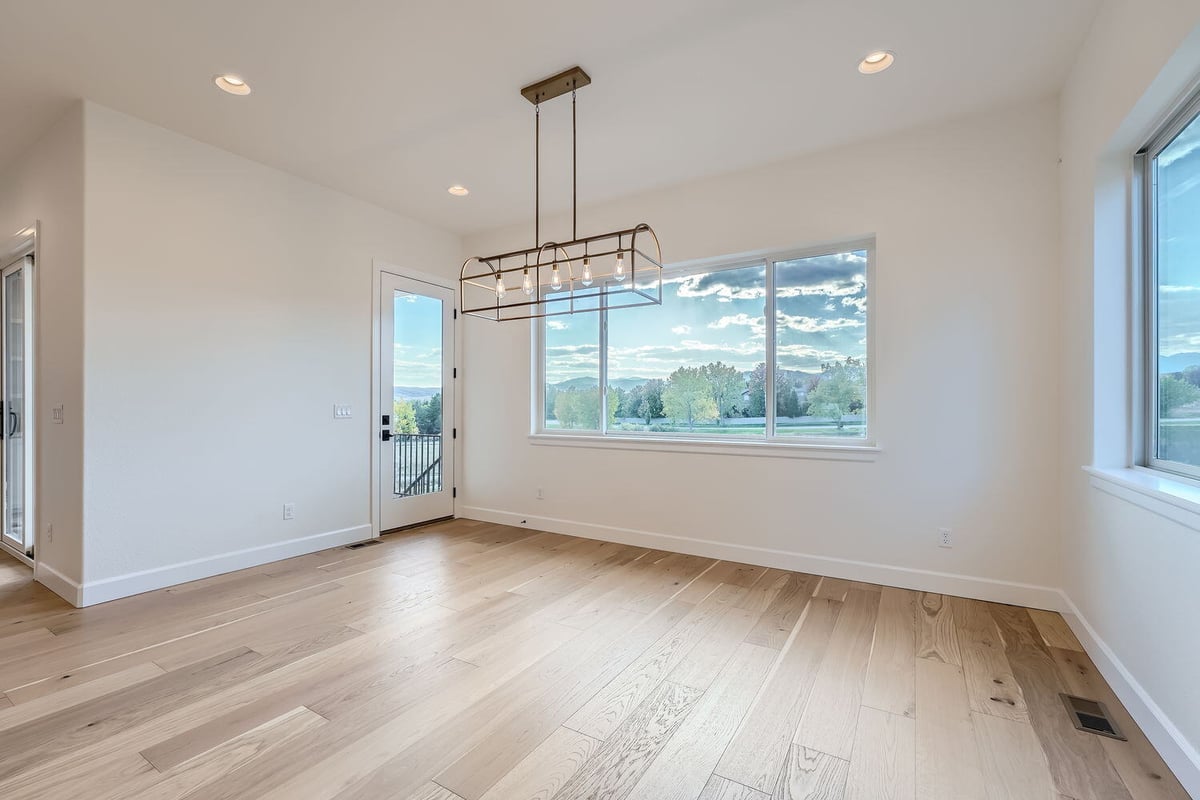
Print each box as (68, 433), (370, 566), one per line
(378, 273), (454, 531)
(1, 256), (33, 558)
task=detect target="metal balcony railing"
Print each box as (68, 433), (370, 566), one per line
(393, 433), (442, 497)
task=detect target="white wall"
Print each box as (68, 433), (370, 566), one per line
(79, 103), (461, 599)
(461, 98), (1064, 607)
(0, 103), (85, 591)
(1059, 0), (1200, 790)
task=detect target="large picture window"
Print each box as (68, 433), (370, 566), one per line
(1144, 91), (1200, 478)
(538, 240), (873, 445)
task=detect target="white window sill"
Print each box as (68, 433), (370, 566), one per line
(529, 432), (880, 461)
(1084, 465), (1200, 531)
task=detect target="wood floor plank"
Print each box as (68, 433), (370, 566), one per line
(476, 727), (599, 800)
(814, 577), (852, 602)
(915, 657), (987, 800)
(774, 746), (849, 800)
(715, 597), (842, 794)
(0, 661), (166, 733)
(1049, 647), (1190, 800)
(844, 705), (915, 800)
(744, 572), (817, 650)
(699, 775), (771, 800)
(627, 642), (776, 800)
(553, 680), (704, 800)
(127, 707), (326, 800)
(917, 593), (961, 666)
(407, 784), (467, 800)
(951, 597), (1028, 723)
(565, 582), (745, 740)
(988, 604), (1132, 800)
(862, 587), (917, 718)
(971, 711), (1057, 800)
(1027, 610), (1083, 652)
(793, 589), (881, 760)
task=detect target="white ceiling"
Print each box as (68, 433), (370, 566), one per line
(0, 0), (1097, 235)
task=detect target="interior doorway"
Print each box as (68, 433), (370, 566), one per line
(377, 271), (455, 532)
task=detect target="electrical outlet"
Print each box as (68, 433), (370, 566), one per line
(938, 527), (953, 548)
(46, 523), (53, 543)
(283, 503), (295, 520)
(52, 404), (64, 424)
(536, 487), (544, 500)
(333, 404), (352, 419)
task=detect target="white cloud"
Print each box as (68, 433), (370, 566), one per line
(671, 325), (692, 335)
(546, 319), (569, 330)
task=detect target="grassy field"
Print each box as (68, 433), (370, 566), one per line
(546, 420), (867, 438)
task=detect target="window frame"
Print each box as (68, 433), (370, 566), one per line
(1140, 87), (1200, 481)
(533, 237), (877, 451)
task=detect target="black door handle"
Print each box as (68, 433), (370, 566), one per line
(381, 429), (392, 442)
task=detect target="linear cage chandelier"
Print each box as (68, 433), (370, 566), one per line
(460, 66), (663, 321)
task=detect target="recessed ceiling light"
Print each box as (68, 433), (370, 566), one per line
(448, 185), (470, 197)
(858, 51), (895, 75)
(214, 74), (251, 95)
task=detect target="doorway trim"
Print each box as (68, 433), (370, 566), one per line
(370, 261), (460, 539)
(0, 222), (37, 569)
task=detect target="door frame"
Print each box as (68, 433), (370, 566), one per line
(370, 261), (459, 538)
(0, 223), (37, 567)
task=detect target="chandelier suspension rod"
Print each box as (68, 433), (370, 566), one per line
(534, 100), (540, 248)
(572, 81), (578, 242)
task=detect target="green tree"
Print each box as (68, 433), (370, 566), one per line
(807, 357), (865, 429)
(415, 393), (442, 434)
(392, 399), (418, 434)
(544, 384), (558, 423)
(662, 366), (719, 430)
(747, 363), (767, 416)
(1160, 374), (1200, 417)
(553, 387), (617, 429)
(703, 361), (745, 423)
(641, 379), (664, 423)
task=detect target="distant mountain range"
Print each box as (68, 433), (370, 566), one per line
(1161, 352), (1200, 374)
(394, 386), (439, 402)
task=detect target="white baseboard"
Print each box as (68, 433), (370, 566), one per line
(1060, 593), (1200, 798)
(77, 524), (373, 607)
(458, 506), (1065, 611)
(34, 561), (82, 606)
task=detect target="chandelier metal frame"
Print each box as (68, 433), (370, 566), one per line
(460, 66), (663, 322)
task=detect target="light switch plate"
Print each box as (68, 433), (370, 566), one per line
(52, 405), (64, 424)
(333, 404), (352, 419)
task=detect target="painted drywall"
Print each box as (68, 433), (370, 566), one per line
(0, 103), (85, 590)
(79, 103), (461, 591)
(1059, 0), (1200, 787)
(460, 98), (1064, 601)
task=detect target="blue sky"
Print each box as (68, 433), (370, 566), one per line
(392, 292), (444, 387)
(545, 250), (868, 384)
(1158, 111), (1200, 364)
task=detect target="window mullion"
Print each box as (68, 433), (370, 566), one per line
(765, 258), (777, 439)
(599, 300), (609, 435)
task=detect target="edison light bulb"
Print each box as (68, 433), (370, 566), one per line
(581, 257), (593, 287)
(550, 264), (562, 290)
(495, 273), (506, 299)
(522, 269), (534, 295)
(614, 252), (626, 282)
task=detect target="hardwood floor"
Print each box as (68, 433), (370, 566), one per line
(0, 520), (1188, 799)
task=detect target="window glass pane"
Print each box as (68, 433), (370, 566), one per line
(543, 292), (602, 431)
(1155, 111), (1200, 468)
(774, 250), (868, 438)
(607, 263), (767, 436)
(391, 291), (443, 496)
